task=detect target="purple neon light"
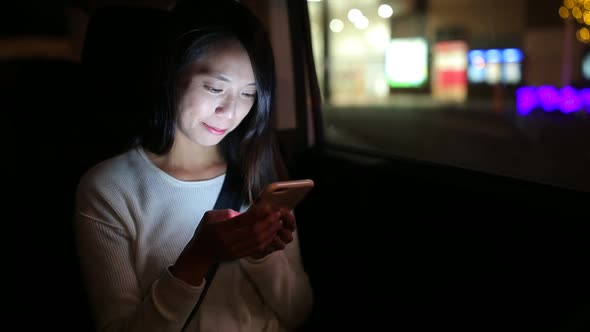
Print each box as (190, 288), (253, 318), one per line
(559, 86), (581, 114)
(516, 86), (589, 115)
(581, 89), (590, 113)
(516, 87), (537, 115)
(536, 86), (560, 112)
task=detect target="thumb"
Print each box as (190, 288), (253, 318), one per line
(204, 209), (241, 223)
(231, 203), (276, 228)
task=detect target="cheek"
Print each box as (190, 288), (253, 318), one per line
(178, 107), (202, 129)
(179, 96), (213, 124)
(236, 100), (255, 121)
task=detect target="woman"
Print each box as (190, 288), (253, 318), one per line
(74, 1), (313, 331)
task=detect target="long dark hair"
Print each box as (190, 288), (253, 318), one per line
(138, 0), (287, 202)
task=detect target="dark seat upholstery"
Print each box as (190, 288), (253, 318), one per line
(3, 55), (93, 328)
(77, 5), (170, 170)
(25, 6), (170, 330)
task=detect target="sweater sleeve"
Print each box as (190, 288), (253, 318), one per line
(238, 230), (313, 330)
(74, 184), (204, 332)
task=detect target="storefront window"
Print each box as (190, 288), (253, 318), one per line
(308, 0), (590, 192)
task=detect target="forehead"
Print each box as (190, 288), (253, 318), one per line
(190, 39), (254, 76)
(205, 38), (247, 57)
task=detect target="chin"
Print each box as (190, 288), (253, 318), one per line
(196, 136), (225, 147)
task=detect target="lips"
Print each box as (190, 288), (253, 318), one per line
(202, 122), (227, 135)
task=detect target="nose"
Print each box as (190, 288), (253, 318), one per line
(215, 96), (236, 119)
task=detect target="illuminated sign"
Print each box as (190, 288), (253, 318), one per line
(468, 48), (523, 85)
(385, 38), (428, 88)
(432, 40), (468, 102)
(583, 52), (590, 80)
(516, 86), (590, 115)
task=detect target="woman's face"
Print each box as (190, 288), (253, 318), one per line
(176, 38), (256, 147)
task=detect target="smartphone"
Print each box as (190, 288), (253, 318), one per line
(255, 179), (314, 211)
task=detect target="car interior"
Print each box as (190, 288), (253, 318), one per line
(3, 1), (589, 331)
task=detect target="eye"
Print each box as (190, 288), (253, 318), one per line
(241, 92), (256, 99)
(204, 85), (223, 94)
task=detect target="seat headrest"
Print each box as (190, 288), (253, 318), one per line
(78, 6), (170, 164)
(81, 5), (170, 79)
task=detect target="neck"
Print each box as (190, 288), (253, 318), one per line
(145, 135), (226, 181)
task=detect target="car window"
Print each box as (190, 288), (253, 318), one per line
(308, 0), (590, 192)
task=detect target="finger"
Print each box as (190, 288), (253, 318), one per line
(250, 202), (278, 220)
(271, 236), (286, 251)
(231, 203), (274, 228)
(251, 211), (281, 234)
(228, 210), (280, 244)
(230, 232), (276, 258)
(242, 217), (282, 249)
(276, 228), (293, 245)
(229, 210), (257, 228)
(230, 214), (281, 255)
(279, 208), (296, 231)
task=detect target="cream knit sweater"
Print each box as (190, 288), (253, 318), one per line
(74, 147), (312, 332)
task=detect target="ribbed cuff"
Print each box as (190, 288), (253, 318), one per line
(149, 266), (206, 322)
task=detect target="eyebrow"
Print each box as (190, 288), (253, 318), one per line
(212, 74), (256, 86)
